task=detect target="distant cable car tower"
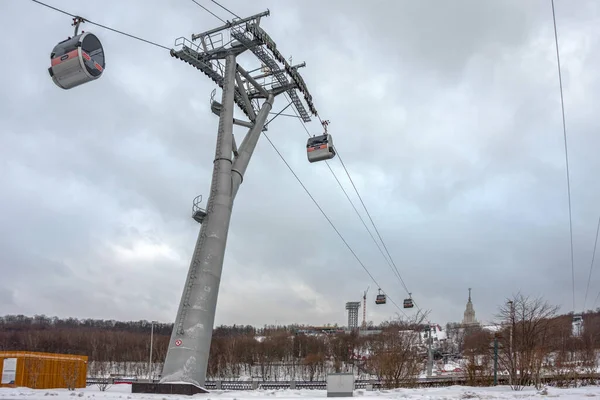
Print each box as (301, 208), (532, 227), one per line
(572, 313), (583, 337)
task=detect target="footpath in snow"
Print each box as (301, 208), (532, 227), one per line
(1, 384), (600, 400)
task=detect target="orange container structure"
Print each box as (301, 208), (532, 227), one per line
(0, 351), (87, 389)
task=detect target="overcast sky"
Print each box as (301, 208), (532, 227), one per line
(1, 0), (600, 328)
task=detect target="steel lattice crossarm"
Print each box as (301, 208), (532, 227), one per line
(169, 10), (317, 123)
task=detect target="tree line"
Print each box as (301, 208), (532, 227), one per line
(2, 294), (600, 389)
(458, 294), (600, 389)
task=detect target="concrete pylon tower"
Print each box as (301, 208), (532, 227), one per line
(157, 10), (319, 393)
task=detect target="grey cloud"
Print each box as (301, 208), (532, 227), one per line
(1, 0), (600, 328)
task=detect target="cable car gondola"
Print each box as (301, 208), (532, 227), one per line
(403, 293), (414, 309)
(307, 133), (336, 163)
(49, 17), (105, 90)
(375, 288), (386, 305)
(307, 120), (336, 163)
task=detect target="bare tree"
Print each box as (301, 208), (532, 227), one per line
(495, 293), (559, 390)
(24, 357), (44, 389)
(303, 353), (324, 382)
(89, 361), (112, 391)
(367, 312), (428, 389)
(580, 314), (600, 378)
(463, 328), (493, 386)
(60, 360), (82, 391)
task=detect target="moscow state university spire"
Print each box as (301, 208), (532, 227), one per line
(462, 288), (478, 326)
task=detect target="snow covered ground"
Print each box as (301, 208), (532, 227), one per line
(1, 384), (600, 400)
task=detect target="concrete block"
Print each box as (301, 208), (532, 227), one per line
(327, 373), (354, 397)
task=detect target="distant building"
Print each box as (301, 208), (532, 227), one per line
(462, 288), (479, 326)
(345, 302), (361, 330)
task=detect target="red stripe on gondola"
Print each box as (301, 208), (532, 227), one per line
(51, 49), (79, 66)
(307, 144), (327, 152)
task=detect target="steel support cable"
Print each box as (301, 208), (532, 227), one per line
(551, 0), (576, 311)
(289, 102), (394, 281)
(335, 149), (411, 295)
(204, 0), (422, 315)
(262, 131), (409, 319)
(190, 0), (225, 23)
(286, 94), (421, 312)
(315, 113), (413, 297)
(31, 0), (171, 51)
(585, 216), (600, 309)
(175, 0), (415, 318)
(285, 96), (392, 267)
(594, 285), (600, 310)
(209, 0), (241, 20)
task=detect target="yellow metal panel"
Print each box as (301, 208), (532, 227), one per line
(0, 351), (88, 389)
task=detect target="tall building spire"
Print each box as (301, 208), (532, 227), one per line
(462, 288), (478, 326)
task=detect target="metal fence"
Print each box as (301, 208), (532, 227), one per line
(87, 376), (470, 389)
(87, 373), (599, 390)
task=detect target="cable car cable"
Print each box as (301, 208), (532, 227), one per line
(289, 97), (408, 289)
(593, 288), (600, 310)
(264, 101), (294, 128)
(37, 0), (416, 320)
(30, 0), (171, 51)
(583, 216), (600, 311)
(334, 147), (422, 311)
(286, 96), (392, 277)
(315, 112), (415, 301)
(287, 92), (423, 312)
(262, 131), (409, 319)
(193, 0), (432, 319)
(190, 0), (226, 23)
(551, 0), (576, 312)
(31, 0), (421, 320)
(209, 0), (241, 20)
(184, 4), (403, 307)
(335, 149), (411, 295)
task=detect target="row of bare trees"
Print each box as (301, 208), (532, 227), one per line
(0, 313), (430, 384)
(2, 295), (599, 389)
(461, 293), (600, 390)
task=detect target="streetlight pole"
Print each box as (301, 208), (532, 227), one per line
(149, 321), (155, 381)
(493, 335), (498, 386)
(426, 326), (433, 377)
(507, 300), (514, 386)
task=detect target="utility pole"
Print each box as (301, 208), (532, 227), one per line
(155, 11), (318, 394)
(493, 334), (498, 386)
(508, 300), (514, 387)
(426, 326), (433, 377)
(148, 321), (155, 381)
(362, 286), (369, 330)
